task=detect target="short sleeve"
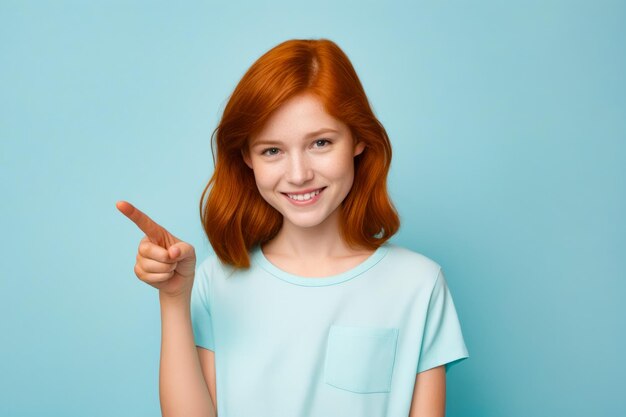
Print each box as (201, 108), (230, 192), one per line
(416, 268), (469, 373)
(190, 258), (215, 351)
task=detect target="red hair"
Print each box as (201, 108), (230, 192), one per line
(199, 38), (400, 268)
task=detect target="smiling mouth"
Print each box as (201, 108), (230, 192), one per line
(281, 187), (326, 201)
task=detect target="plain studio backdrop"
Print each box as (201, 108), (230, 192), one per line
(1, 1), (624, 416)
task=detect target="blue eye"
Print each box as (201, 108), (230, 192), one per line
(260, 139), (331, 157)
(261, 147), (279, 156)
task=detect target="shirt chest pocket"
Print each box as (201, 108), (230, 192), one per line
(324, 325), (399, 394)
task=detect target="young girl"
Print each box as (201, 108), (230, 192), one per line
(117, 38), (468, 417)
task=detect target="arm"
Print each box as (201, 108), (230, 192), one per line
(116, 201), (216, 416)
(159, 293), (217, 417)
(197, 347), (218, 412)
(408, 365), (446, 417)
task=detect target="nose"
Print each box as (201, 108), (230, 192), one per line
(286, 152), (314, 185)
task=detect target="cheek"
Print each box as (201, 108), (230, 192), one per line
(321, 154), (355, 179)
(251, 165), (280, 189)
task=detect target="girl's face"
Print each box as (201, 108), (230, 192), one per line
(243, 93), (365, 231)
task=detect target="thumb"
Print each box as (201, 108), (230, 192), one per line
(168, 242), (194, 262)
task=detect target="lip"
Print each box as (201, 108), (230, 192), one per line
(282, 187), (326, 206)
(281, 187), (326, 195)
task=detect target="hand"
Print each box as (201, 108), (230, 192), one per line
(116, 201), (196, 299)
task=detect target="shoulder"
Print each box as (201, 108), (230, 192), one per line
(385, 243), (442, 284)
(195, 250), (237, 281)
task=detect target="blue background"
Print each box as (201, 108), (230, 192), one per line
(1, 1), (624, 416)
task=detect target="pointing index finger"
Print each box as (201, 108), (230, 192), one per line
(116, 200), (169, 246)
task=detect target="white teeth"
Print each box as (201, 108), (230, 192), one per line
(287, 188), (321, 201)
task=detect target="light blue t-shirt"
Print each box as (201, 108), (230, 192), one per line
(191, 241), (469, 417)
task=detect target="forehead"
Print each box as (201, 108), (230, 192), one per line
(250, 94), (345, 146)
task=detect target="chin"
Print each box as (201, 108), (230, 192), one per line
(283, 216), (323, 228)
(281, 212), (331, 229)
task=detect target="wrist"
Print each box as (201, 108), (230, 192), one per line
(159, 290), (191, 307)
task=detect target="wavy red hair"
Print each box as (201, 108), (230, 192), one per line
(199, 38), (400, 268)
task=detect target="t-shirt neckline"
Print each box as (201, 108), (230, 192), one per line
(250, 242), (391, 287)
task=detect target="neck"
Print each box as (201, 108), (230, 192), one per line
(263, 208), (355, 259)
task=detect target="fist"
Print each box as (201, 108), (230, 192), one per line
(116, 201), (196, 298)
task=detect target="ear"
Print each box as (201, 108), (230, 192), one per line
(353, 141), (366, 157)
(241, 148), (253, 169)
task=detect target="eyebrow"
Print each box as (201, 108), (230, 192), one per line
(251, 128), (339, 147)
